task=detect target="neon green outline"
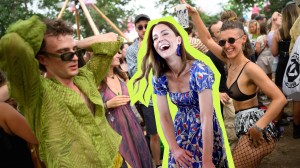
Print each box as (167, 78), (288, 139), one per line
(127, 16), (234, 168)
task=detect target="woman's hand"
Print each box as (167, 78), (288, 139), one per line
(106, 95), (130, 109)
(172, 147), (194, 168)
(248, 125), (265, 148)
(179, 0), (198, 17)
(220, 92), (230, 105)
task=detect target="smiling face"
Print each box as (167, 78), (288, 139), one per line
(39, 35), (79, 80)
(219, 28), (246, 59)
(152, 24), (182, 60)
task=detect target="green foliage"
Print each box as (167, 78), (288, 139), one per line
(200, 13), (219, 27)
(82, 0), (134, 37)
(0, 0), (293, 38)
(223, 0), (246, 17)
(0, 0), (34, 36)
(224, 0), (291, 20)
(0, 0), (135, 38)
(268, 0), (290, 13)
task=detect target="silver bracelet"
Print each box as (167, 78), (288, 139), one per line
(253, 124), (264, 132)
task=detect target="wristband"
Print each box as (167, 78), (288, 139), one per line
(253, 124), (264, 132)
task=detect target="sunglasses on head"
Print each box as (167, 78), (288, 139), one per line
(40, 48), (86, 61)
(137, 24), (147, 31)
(218, 35), (243, 47)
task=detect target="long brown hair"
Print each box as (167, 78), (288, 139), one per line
(133, 21), (195, 96)
(280, 3), (300, 40)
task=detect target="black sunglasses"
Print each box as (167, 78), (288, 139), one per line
(137, 24), (147, 31)
(218, 35), (243, 47)
(40, 49), (86, 61)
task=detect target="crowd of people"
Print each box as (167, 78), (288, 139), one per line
(0, 0), (299, 168)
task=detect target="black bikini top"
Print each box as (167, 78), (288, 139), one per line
(227, 61), (256, 101)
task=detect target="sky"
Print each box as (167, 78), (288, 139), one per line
(128, 0), (229, 20)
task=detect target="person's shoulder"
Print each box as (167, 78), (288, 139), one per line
(192, 60), (209, 69)
(126, 40), (138, 53)
(190, 60), (212, 74)
(244, 60), (261, 75)
(153, 74), (167, 82)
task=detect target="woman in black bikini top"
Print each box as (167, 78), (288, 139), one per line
(182, 0), (288, 167)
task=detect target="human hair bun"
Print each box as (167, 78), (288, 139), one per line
(228, 17), (238, 21)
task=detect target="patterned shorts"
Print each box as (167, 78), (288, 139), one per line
(235, 107), (280, 141)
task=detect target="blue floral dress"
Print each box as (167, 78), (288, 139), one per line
(153, 60), (227, 168)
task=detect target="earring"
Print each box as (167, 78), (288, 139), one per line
(176, 44), (182, 57)
(242, 43), (245, 50)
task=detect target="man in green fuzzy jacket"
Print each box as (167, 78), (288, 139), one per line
(0, 16), (124, 168)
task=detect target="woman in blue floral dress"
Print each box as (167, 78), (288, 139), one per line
(133, 19), (227, 168)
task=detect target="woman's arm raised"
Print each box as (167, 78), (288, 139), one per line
(180, 0), (226, 63)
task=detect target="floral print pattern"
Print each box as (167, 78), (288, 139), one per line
(153, 60), (227, 168)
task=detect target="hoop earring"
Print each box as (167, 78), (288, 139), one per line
(176, 44), (182, 57)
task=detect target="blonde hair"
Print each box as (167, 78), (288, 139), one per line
(280, 3), (300, 40)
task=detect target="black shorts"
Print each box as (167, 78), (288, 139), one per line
(140, 104), (158, 135)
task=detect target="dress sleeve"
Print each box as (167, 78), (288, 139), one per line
(82, 38), (122, 86)
(152, 75), (168, 95)
(190, 61), (215, 93)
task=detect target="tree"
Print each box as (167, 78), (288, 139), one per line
(224, 0), (290, 19)
(0, 0), (136, 38)
(36, 0), (136, 37)
(268, 0), (290, 13)
(223, 0), (246, 17)
(0, 0), (34, 36)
